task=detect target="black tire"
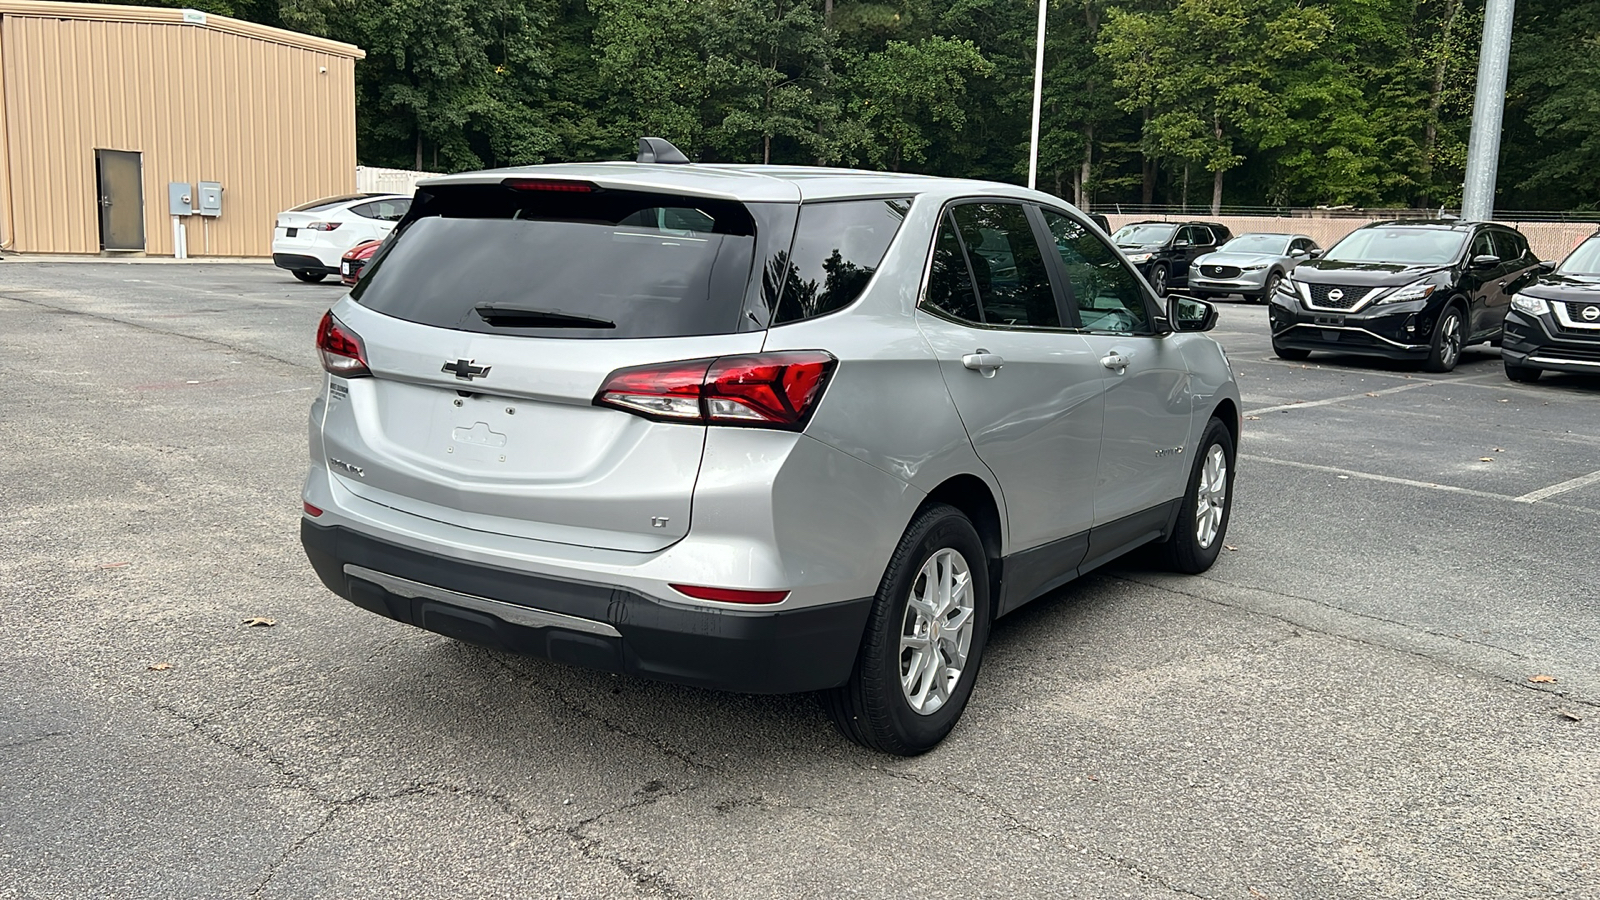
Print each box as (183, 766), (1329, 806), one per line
(824, 503), (991, 755)
(1273, 343), (1311, 361)
(1504, 359), (1542, 383)
(1158, 417), (1236, 575)
(293, 269), (327, 283)
(1424, 304), (1466, 373)
(1259, 270), (1284, 304)
(1150, 265), (1170, 297)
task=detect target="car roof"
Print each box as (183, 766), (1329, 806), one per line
(414, 162), (1064, 204)
(1358, 219), (1480, 231)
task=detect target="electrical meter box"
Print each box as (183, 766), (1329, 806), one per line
(197, 182), (223, 217)
(167, 182), (193, 216)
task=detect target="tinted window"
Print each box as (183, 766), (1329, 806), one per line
(950, 203), (1060, 328)
(1112, 223), (1176, 246)
(1181, 226), (1213, 246)
(1043, 209), (1152, 334)
(352, 185), (759, 340)
(352, 198), (411, 221)
(1291, 238), (1317, 254)
(1325, 228), (1468, 265)
(923, 212), (983, 324)
(771, 199), (910, 324)
(1470, 230), (1498, 260)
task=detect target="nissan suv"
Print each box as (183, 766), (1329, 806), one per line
(1110, 220), (1233, 296)
(1269, 220), (1542, 372)
(1502, 231), (1600, 382)
(299, 139), (1242, 754)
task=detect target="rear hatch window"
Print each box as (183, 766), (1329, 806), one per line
(352, 183), (777, 339)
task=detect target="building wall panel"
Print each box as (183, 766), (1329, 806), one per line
(1, 3), (360, 256)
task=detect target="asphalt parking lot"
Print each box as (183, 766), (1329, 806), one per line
(2, 260), (1596, 899)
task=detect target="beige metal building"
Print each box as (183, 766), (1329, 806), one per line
(0, 0), (363, 257)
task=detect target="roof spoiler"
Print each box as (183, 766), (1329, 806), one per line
(637, 137), (690, 165)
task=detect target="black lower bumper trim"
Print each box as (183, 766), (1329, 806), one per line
(301, 520), (871, 694)
(273, 253), (336, 274)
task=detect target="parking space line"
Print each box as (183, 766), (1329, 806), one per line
(1514, 469), (1600, 504)
(1245, 381), (1435, 416)
(1240, 454), (1517, 502)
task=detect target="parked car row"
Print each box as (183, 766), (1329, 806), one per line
(271, 193), (410, 282)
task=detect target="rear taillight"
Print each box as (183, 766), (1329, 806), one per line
(594, 352), (836, 430)
(316, 311), (370, 377)
(306, 221), (342, 231)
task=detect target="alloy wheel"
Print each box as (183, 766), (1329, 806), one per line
(899, 548), (975, 716)
(1195, 444), (1228, 549)
(1441, 313), (1462, 368)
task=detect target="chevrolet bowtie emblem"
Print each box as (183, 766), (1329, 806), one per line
(442, 359), (491, 380)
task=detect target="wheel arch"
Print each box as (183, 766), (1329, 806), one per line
(1208, 397), (1240, 450)
(920, 474), (1003, 612)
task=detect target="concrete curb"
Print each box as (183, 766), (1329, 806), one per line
(1, 254), (269, 265)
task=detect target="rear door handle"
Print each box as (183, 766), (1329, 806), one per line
(961, 351), (1005, 374)
(1101, 352), (1130, 371)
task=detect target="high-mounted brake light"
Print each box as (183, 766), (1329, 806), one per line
(594, 352), (837, 430)
(670, 584), (790, 605)
(316, 311), (370, 377)
(501, 178), (597, 193)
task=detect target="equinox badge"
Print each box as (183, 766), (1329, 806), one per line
(442, 359), (491, 380)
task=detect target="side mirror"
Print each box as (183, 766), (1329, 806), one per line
(1536, 259), (1556, 274)
(1308, 249), (1323, 259)
(1289, 248), (1307, 258)
(1470, 254), (1500, 270)
(1167, 294), (1218, 333)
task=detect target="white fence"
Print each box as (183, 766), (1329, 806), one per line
(355, 165), (431, 196)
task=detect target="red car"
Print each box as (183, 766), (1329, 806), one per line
(340, 239), (383, 286)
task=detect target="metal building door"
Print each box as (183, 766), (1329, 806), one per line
(95, 150), (145, 251)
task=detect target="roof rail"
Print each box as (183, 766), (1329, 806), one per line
(637, 137), (690, 165)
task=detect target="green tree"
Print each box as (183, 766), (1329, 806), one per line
(839, 37), (993, 170)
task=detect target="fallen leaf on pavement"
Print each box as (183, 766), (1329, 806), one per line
(1498, 398), (1509, 403)
(1364, 392), (1379, 397)
(98, 562), (130, 569)
(1494, 448), (1504, 452)
(1559, 711), (1582, 722)
(243, 617), (277, 628)
(1529, 674), (1558, 684)
(1479, 457), (1495, 462)
(1224, 545), (1238, 552)
(1244, 415), (1261, 421)
(148, 662), (173, 671)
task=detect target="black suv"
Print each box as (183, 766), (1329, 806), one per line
(1502, 231), (1600, 382)
(1111, 221), (1233, 296)
(1268, 220), (1542, 372)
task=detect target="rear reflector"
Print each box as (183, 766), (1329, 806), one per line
(316, 311), (371, 377)
(502, 178), (597, 193)
(595, 351), (836, 430)
(670, 584), (790, 605)
(303, 501), (323, 517)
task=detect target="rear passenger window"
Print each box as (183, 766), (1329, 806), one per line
(1042, 209), (1153, 334)
(948, 203), (1060, 328)
(352, 198), (411, 221)
(772, 198), (911, 324)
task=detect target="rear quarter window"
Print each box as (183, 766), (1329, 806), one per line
(770, 198), (911, 324)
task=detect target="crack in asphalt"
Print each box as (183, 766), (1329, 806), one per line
(0, 730), (72, 751)
(0, 292), (310, 371)
(859, 762), (1213, 899)
(1112, 572), (1600, 711)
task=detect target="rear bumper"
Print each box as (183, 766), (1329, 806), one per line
(301, 520), (872, 694)
(273, 253), (337, 274)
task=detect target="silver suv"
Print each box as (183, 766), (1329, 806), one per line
(301, 140), (1242, 754)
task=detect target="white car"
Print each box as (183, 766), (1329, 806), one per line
(271, 193), (411, 283)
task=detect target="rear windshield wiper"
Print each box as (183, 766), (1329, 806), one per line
(474, 305), (616, 329)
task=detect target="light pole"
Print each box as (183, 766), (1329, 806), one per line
(1027, 0), (1047, 190)
(1461, 0), (1515, 221)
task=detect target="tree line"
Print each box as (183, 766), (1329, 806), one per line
(134, 0), (1600, 211)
